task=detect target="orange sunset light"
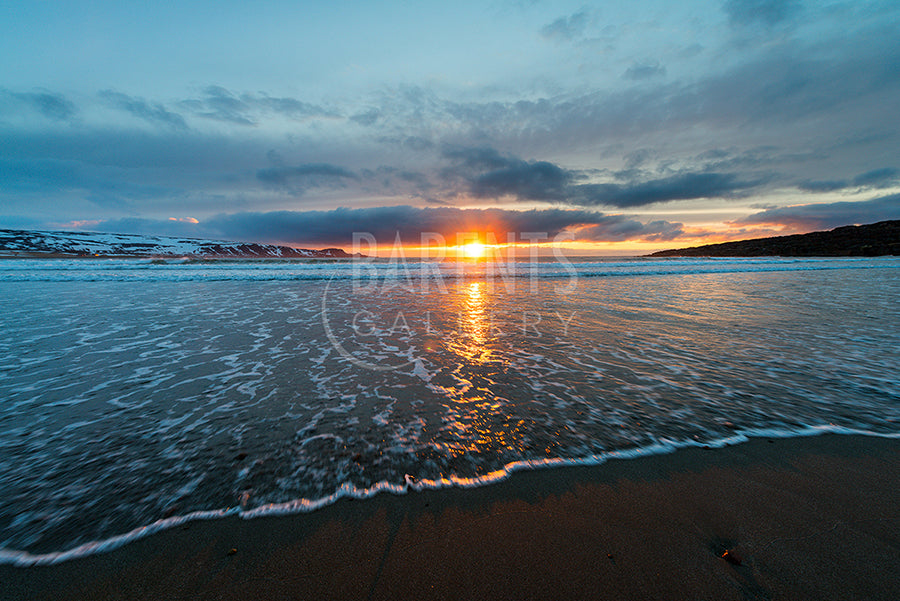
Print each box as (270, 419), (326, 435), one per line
(461, 241), (487, 258)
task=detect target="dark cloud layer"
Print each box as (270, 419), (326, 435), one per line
(572, 172), (762, 207)
(797, 167), (898, 192)
(91, 206), (688, 247)
(853, 167), (898, 188)
(441, 146), (571, 201)
(733, 195), (900, 230)
(442, 146), (763, 207)
(577, 219), (685, 242)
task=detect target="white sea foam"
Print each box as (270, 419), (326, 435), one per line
(0, 256), (897, 282)
(1, 426), (897, 567)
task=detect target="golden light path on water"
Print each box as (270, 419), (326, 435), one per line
(434, 278), (535, 462)
(457, 280), (490, 363)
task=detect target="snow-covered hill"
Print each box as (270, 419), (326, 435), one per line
(0, 229), (354, 258)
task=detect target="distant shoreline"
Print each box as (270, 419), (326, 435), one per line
(0, 253), (360, 260)
(0, 228), (358, 259)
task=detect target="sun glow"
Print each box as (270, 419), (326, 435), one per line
(462, 241), (486, 258)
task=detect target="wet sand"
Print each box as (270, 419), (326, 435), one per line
(2, 433), (898, 600)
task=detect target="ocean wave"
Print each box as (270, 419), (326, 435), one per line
(1, 256), (897, 282)
(1, 426), (897, 567)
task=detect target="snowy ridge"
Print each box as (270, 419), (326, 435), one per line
(0, 229), (352, 258)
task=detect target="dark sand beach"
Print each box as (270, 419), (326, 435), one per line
(2, 433), (898, 601)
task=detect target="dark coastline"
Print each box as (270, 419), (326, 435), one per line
(650, 220), (900, 257)
(3, 433), (898, 601)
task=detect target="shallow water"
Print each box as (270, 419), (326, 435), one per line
(1, 257), (899, 560)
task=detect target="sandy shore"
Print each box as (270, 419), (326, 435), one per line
(2, 433), (898, 600)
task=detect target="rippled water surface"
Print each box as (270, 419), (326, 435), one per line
(1, 257), (898, 559)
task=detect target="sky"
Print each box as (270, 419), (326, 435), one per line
(1, 0), (899, 253)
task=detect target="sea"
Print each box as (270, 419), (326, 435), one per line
(1, 255), (898, 564)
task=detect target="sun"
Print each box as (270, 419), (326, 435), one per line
(462, 241), (486, 258)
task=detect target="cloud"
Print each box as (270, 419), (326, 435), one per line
(206, 206), (691, 245)
(359, 166), (434, 196)
(402, 136), (433, 151)
(723, 0), (801, 27)
(575, 219), (686, 242)
(350, 109), (380, 126)
(441, 146), (572, 202)
(797, 180), (848, 192)
(84, 206), (689, 247)
(0, 155), (187, 216)
(180, 85), (255, 125)
(472, 160), (570, 201)
(678, 43), (705, 59)
(574, 172), (763, 207)
(256, 163), (358, 192)
(852, 167), (899, 188)
(179, 86), (338, 125)
(441, 146), (764, 207)
(0, 126), (239, 213)
(442, 146), (513, 171)
(624, 148), (654, 168)
(99, 90), (187, 129)
(87, 216), (207, 239)
(623, 62), (666, 81)
(253, 95), (338, 119)
(796, 167), (899, 193)
(733, 195), (900, 230)
(0, 215), (50, 230)
(1, 89), (76, 120)
(540, 9), (589, 42)
(0, 158), (80, 192)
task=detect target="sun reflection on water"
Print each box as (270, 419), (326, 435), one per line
(433, 280), (538, 465)
(449, 281), (494, 364)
